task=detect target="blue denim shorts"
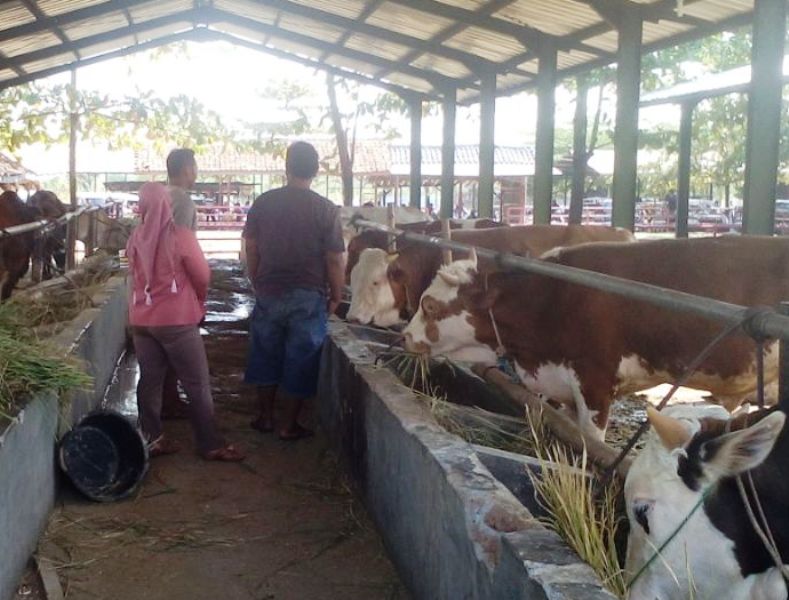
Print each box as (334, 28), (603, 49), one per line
(245, 288), (328, 398)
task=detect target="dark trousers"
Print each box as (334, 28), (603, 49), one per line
(132, 325), (223, 454)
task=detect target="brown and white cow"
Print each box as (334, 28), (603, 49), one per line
(347, 225), (635, 327)
(625, 404), (788, 599)
(0, 190), (41, 300)
(345, 218), (504, 282)
(403, 236), (789, 439)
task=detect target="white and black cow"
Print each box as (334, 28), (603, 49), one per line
(625, 404), (788, 599)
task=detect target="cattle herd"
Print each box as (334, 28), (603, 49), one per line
(0, 189), (130, 300)
(344, 212), (789, 600)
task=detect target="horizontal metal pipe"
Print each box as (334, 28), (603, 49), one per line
(353, 219), (789, 343)
(0, 205), (103, 239)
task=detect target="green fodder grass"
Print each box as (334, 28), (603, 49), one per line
(0, 330), (92, 419)
(0, 259), (114, 418)
(526, 411), (627, 598)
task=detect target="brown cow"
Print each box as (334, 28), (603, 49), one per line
(403, 236), (789, 440)
(347, 224), (635, 327)
(29, 190), (67, 281)
(345, 218), (504, 282)
(0, 191), (41, 300)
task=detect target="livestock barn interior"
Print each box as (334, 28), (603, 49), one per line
(1, 1), (789, 599)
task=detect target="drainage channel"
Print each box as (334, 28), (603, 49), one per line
(22, 261), (408, 600)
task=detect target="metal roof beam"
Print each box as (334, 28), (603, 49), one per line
(375, 0), (516, 80)
(18, 0), (81, 60)
(462, 9), (753, 102)
(204, 29), (439, 100)
(0, 29), (191, 91)
(205, 7), (470, 93)
(0, 0), (160, 44)
(2, 11), (194, 75)
(318, 0), (384, 63)
(0, 26), (440, 101)
(386, 0), (601, 57)
(248, 0), (495, 72)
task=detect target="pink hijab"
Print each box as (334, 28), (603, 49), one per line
(127, 182), (177, 305)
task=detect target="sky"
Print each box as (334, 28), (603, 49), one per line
(17, 39), (679, 174)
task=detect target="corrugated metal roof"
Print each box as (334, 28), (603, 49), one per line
(0, 0), (758, 103)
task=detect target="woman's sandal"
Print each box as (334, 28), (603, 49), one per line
(149, 436), (181, 458)
(202, 444), (246, 462)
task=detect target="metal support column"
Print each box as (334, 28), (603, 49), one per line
(781, 302), (789, 411)
(743, 0), (786, 234)
(533, 43), (557, 225)
(409, 95), (422, 209)
(478, 71), (496, 219)
(440, 89), (457, 220)
(611, 9), (643, 231)
(676, 100), (696, 239)
(66, 68), (78, 271)
(569, 75), (588, 225)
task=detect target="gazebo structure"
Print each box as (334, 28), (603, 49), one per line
(0, 0), (785, 234)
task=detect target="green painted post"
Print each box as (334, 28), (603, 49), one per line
(440, 89), (456, 220)
(533, 44), (557, 225)
(676, 101), (696, 238)
(478, 71), (496, 219)
(409, 95), (422, 209)
(742, 0), (786, 234)
(611, 9), (642, 231)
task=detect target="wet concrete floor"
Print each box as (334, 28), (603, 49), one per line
(35, 261), (408, 600)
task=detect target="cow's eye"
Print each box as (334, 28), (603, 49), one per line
(372, 281), (379, 286)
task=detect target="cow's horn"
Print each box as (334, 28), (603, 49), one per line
(438, 270), (460, 286)
(386, 252), (400, 264)
(647, 406), (691, 450)
(467, 247), (478, 268)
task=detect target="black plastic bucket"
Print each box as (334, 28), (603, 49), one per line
(59, 410), (149, 502)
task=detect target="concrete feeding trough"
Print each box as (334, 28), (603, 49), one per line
(0, 276), (129, 600)
(319, 320), (618, 600)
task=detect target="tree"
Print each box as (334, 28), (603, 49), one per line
(0, 81), (232, 154)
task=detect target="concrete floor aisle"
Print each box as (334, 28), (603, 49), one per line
(34, 262), (408, 600)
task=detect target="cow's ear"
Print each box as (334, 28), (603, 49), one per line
(701, 411), (785, 477)
(421, 295), (440, 318)
(388, 264), (406, 284)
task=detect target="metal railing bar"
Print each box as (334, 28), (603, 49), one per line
(0, 203), (116, 240)
(353, 219), (789, 343)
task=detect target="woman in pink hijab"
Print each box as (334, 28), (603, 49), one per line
(127, 182), (244, 461)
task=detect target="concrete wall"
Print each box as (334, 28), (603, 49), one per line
(0, 275), (128, 600)
(319, 321), (617, 600)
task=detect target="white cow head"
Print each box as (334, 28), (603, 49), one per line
(346, 248), (402, 327)
(402, 249), (498, 364)
(625, 405), (786, 600)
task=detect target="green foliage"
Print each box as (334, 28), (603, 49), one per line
(0, 81), (232, 153)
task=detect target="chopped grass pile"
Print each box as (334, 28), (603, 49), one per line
(0, 257), (116, 418)
(526, 410), (627, 598)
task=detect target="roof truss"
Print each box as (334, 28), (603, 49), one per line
(0, 0), (762, 103)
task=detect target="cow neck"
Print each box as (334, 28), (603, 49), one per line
(484, 271), (506, 358)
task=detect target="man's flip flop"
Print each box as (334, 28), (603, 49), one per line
(278, 425), (315, 441)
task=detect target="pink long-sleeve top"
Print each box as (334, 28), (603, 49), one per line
(127, 225), (210, 327)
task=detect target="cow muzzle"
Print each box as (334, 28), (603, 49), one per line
(404, 332), (431, 355)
